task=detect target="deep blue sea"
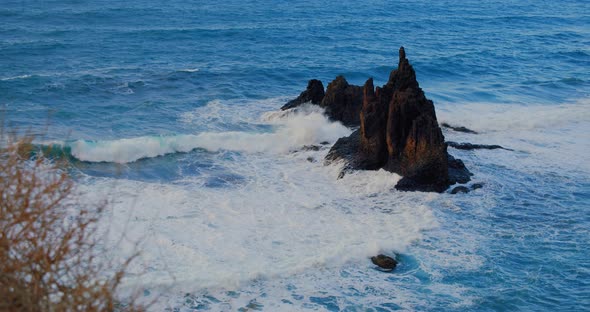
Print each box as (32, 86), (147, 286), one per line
(2, 0), (590, 311)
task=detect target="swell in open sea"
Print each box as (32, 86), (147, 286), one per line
(2, 0), (589, 310)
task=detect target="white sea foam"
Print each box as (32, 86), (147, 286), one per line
(178, 68), (200, 73)
(67, 99), (444, 309)
(0, 74), (33, 81)
(179, 99), (228, 126)
(437, 100), (590, 133)
(438, 99), (590, 173)
(83, 152), (436, 290)
(76, 98), (589, 310)
(67, 105), (350, 163)
(179, 98), (291, 128)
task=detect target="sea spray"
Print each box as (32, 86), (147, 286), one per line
(49, 106), (350, 163)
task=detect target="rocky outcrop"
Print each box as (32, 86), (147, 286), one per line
(447, 141), (511, 151)
(384, 48), (449, 191)
(451, 183), (484, 194)
(319, 76), (363, 126)
(281, 79), (325, 110)
(359, 78), (389, 169)
(471, 183), (483, 190)
(447, 154), (472, 185)
(326, 47), (471, 192)
(371, 254), (398, 271)
(450, 186), (470, 194)
(281, 76), (362, 126)
(441, 123), (478, 134)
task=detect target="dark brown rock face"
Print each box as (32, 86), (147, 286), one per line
(320, 76), (363, 126)
(326, 47), (470, 192)
(280, 79), (325, 110)
(441, 123), (478, 134)
(447, 141), (511, 151)
(281, 76), (362, 127)
(450, 186), (470, 194)
(359, 78), (388, 169)
(371, 254), (398, 271)
(358, 47), (449, 191)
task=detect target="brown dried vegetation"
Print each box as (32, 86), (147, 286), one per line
(0, 137), (141, 312)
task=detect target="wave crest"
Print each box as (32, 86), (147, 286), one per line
(51, 106), (351, 163)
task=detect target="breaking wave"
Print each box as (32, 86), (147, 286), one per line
(43, 105), (350, 163)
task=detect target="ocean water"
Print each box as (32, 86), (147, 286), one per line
(2, 0), (590, 311)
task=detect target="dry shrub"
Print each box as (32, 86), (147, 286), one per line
(0, 137), (142, 312)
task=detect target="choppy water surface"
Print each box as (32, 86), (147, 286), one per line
(2, 0), (589, 310)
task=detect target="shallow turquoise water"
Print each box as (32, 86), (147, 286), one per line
(2, 1), (589, 311)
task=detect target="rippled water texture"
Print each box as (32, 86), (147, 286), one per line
(1, 0), (589, 311)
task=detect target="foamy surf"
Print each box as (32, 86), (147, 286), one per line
(437, 100), (590, 133)
(82, 148), (436, 291)
(63, 99), (441, 309)
(49, 105), (350, 163)
(438, 99), (590, 173)
(38, 96), (590, 311)
(0, 74), (33, 81)
(27, 96), (590, 311)
(4, 1), (589, 309)
(178, 68), (200, 73)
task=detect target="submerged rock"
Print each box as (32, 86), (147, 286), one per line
(450, 185), (470, 194)
(371, 254), (398, 271)
(451, 182), (483, 194)
(326, 47), (470, 192)
(281, 79), (325, 110)
(447, 141), (511, 151)
(441, 123), (478, 134)
(301, 145), (321, 151)
(471, 183), (484, 190)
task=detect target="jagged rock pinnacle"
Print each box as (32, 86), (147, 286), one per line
(326, 47), (471, 192)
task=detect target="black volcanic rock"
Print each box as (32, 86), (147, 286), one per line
(384, 48), (449, 191)
(449, 182), (484, 194)
(325, 129), (366, 176)
(301, 145), (321, 151)
(447, 141), (511, 151)
(447, 154), (472, 184)
(371, 254), (398, 271)
(281, 76), (363, 126)
(320, 76), (363, 126)
(471, 183), (484, 190)
(281, 79), (325, 110)
(326, 47), (471, 192)
(450, 186), (470, 194)
(359, 78), (389, 169)
(441, 123), (478, 134)
(387, 95), (448, 192)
